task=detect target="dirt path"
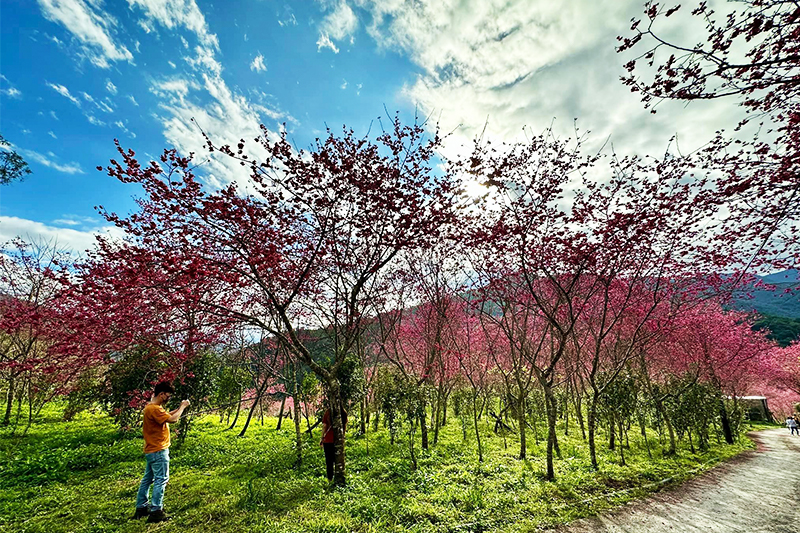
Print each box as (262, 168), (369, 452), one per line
(556, 428), (800, 533)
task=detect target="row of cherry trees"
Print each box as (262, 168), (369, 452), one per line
(0, 0), (798, 484)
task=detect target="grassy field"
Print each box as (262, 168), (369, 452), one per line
(0, 407), (761, 533)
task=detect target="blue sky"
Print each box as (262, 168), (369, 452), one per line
(0, 0), (737, 253)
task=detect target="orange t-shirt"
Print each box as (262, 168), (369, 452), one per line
(142, 403), (171, 454)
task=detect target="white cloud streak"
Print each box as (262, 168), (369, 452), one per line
(0, 216), (123, 255)
(316, 33), (339, 53)
(47, 82), (81, 106)
(353, 0), (738, 160)
(127, 0), (220, 49)
(3, 143), (83, 174)
(37, 0), (134, 68)
(250, 53), (266, 72)
(320, 1), (358, 41)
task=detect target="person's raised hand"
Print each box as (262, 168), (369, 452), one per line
(181, 399), (191, 408)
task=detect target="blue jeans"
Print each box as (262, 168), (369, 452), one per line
(136, 449), (170, 510)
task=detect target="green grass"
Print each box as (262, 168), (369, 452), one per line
(0, 408), (756, 533)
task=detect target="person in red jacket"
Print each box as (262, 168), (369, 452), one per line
(319, 405), (347, 481)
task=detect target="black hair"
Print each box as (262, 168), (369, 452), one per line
(154, 381), (175, 396)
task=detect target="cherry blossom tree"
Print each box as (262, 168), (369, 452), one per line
(96, 117), (458, 485)
(618, 0), (800, 273)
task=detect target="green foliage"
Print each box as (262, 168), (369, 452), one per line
(0, 133), (32, 185)
(752, 314), (800, 347)
(0, 401), (757, 533)
(104, 346), (167, 429)
(336, 352), (367, 407)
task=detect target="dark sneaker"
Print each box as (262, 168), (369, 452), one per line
(131, 507), (150, 520)
(146, 509), (171, 523)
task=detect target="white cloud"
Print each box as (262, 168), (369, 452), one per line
(356, 82), (362, 95)
(128, 0), (220, 49)
(106, 79), (117, 94)
(184, 45), (222, 75)
(86, 114), (106, 126)
(0, 216), (122, 255)
(243, 33), (248, 41)
(50, 110), (59, 120)
(114, 120), (137, 138)
(277, 12), (297, 27)
(0, 75), (22, 99)
(48, 131), (58, 139)
(250, 53), (266, 72)
(153, 72), (281, 190)
(352, 0), (737, 160)
(47, 82), (81, 106)
(319, 1), (357, 41)
(168, 60), (177, 69)
(97, 99), (115, 113)
(127, 95), (139, 106)
(5, 144), (83, 174)
(316, 33), (339, 54)
(340, 79), (347, 90)
(81, 91), (95, 102)
(151, 78), (198, 101)
(52, 215), (100, 227)
(37, 0), (134, 68)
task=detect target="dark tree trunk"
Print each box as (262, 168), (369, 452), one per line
(276, 395), (287, 430)
(718, 398), (735, 444)
(517, 394), (527, 460)
(575, 391), (586, 440)
(359, 397), (366, 436)
(472, 393), (483, 462)
(2, 377), (14, 426)
(419, 398), (429, 450)
(544, 384), (558, 481)
(293, 391), (303, 466)
(239, 378), (269, 438)
(588, 392), (600, 470)
(326, 385), (347, 486)
(608, 416), (616, 451)
(228, 395), (242, 430)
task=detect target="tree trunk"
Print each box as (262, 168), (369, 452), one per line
(588, 393), (600, 470)
(326, 385), (347, 486)
(359, 397), (367, 436)
(608, 416), (616, 451)
(239, 378), (269, 437)
(472, 392), (483, 462)
(293, 393), (303, 466)
(718, 398), (735, 444)
(575, 392), (586, 440)
(544, 384), (558, 481)
(419, 398), (429, 450)
(276, 395), (287, 430)
(433, 387), (442, 445)
(517, 394), (527, 460)
(2, 377), (14, 426)
(228, 396), (242, 430)
(655, 397), (677, 455)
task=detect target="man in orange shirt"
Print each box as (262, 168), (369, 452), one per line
(131, 382), (190, 523)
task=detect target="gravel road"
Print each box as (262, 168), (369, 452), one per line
(556, 428), (800, 533)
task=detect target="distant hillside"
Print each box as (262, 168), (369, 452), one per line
(727, 269), (800, 346)
(730, 270), (800, 318)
